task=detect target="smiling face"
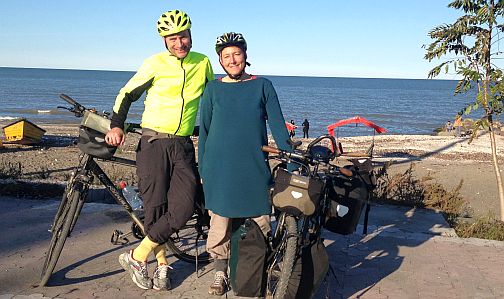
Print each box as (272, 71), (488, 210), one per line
(219, 46), (246, 77)
(164, 29), (192, 59)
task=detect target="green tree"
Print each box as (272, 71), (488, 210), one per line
(424, 0), (504, 220)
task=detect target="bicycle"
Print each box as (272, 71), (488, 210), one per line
(39, 94), (211, 287)
(262, 134), (374, 298)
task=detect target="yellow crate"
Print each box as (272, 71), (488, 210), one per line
(2, 119), (46, 144)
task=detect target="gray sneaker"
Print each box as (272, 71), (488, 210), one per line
(118, 250), (153, 290)
(153, 264), (172, 291)
(208, 271), (229, 296)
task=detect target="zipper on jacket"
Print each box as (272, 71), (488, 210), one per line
(173, 58), (186, 135)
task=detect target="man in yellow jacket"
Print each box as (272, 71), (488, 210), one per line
(105, 9), (214, 291)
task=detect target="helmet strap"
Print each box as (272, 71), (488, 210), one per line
(220, 62), (247, 80)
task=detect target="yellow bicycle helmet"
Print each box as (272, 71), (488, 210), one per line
(157, 10), (192, 37)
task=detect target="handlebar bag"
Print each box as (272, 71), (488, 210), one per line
(324, 170), (367, 235)
(77, 126), (117, 159)
(271, 168), (324, 217)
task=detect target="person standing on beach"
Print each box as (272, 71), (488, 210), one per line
(197, 32), (292, 296)
(104, 10), (214, 291)
(289, 119), (296, 137)
(454, 115), (463, 137)
(445, 120), (453, 132)
(302, 118), (310, 138)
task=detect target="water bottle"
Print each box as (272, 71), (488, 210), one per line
(119, 181), (143, 210)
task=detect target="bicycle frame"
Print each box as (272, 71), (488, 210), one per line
(68, 153), (144, 236)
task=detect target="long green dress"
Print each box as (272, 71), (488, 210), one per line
(198, 77), (291, 218)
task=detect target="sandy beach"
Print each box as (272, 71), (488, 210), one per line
(1, 122), (503, 218)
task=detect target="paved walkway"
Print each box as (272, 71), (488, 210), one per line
(0, 196), (503, 299)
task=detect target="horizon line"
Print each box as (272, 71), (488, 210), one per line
(0, 65), (459, 81)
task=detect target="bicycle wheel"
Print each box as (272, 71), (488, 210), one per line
(39, 187), (82, 286)
(266, 214), (298, 299)
(165, 213), (211, 264)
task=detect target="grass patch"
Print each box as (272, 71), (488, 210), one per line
(0, 160), (22, 179)
(455, 213), (504, 240)
(373, 162), (504, 241)
(0, 180), (65, 199)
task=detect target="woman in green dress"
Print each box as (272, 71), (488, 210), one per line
(198, 32), (292, 296)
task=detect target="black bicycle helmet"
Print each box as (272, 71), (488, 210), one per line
(215, 32), (247, 55)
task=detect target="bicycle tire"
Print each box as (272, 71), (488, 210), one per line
(49, 171), (78, 231)
(165, 213), (211, 264)
(39, 188), (82, 287)
(266, 214), (298, 299)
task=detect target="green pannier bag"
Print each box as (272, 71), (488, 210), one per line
(229, 218), (268, 297)
(285, 238), (329, 299)
(271, 168), (324, 216)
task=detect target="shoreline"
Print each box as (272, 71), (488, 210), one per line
(1, 123), (503, 218)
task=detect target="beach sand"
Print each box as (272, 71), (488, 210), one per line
(1, 122), (503, 218)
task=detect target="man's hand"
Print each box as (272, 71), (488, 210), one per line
(105, 127), (125, 146)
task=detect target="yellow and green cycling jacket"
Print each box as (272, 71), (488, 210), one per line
(111, 51), (214, 136)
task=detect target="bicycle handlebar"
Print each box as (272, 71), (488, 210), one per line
(306, 134), (338, 160)
(261, 142), (353, 177)
(58, 94), (141, 134)
(261, 145), (306, 160)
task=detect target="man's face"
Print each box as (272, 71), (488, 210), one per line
(219, 46), (246, 77)
(164, 30), (192, 59)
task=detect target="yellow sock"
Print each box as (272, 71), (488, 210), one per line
(132, 236), (159, 261)
(154, 245), (168, 265)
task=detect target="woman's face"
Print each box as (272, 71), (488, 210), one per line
(219, 46), (246, 77)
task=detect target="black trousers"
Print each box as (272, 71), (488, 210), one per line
(136, 136), (197, 244)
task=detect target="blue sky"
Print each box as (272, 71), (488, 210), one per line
(0, 0), (462, 79)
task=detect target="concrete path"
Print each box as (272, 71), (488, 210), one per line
(0, 196), (503, 299)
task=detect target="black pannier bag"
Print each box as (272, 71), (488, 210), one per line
(285, 238), (329, 299)
(77, 110), (117, 159)
(78, 126), (117, 159)
(229, 218), (268, 297)
(271, 168), (324, 217)
(324, 168), (368, 235)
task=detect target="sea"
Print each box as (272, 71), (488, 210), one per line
(0, 67), (478, 137)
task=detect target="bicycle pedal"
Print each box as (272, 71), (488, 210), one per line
(110, 229), (129, 245)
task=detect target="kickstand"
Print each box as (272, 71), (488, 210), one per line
(110, 229), (132, 245)
(324, 264), (339, 299)
(195, 235), (202, 278)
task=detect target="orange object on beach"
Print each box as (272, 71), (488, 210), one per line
(327, 116), (387, 137)
(285, 121), (297, 131)
(454, 116), (463, 127)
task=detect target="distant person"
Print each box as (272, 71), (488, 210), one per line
(289, 119), (296, 137)
(105, 9), (214, 291)
(302, 118), (310, 138)
(445, 120), (453, 132)
(198, 32), (292, 296)
(454, 115), (463, 137)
